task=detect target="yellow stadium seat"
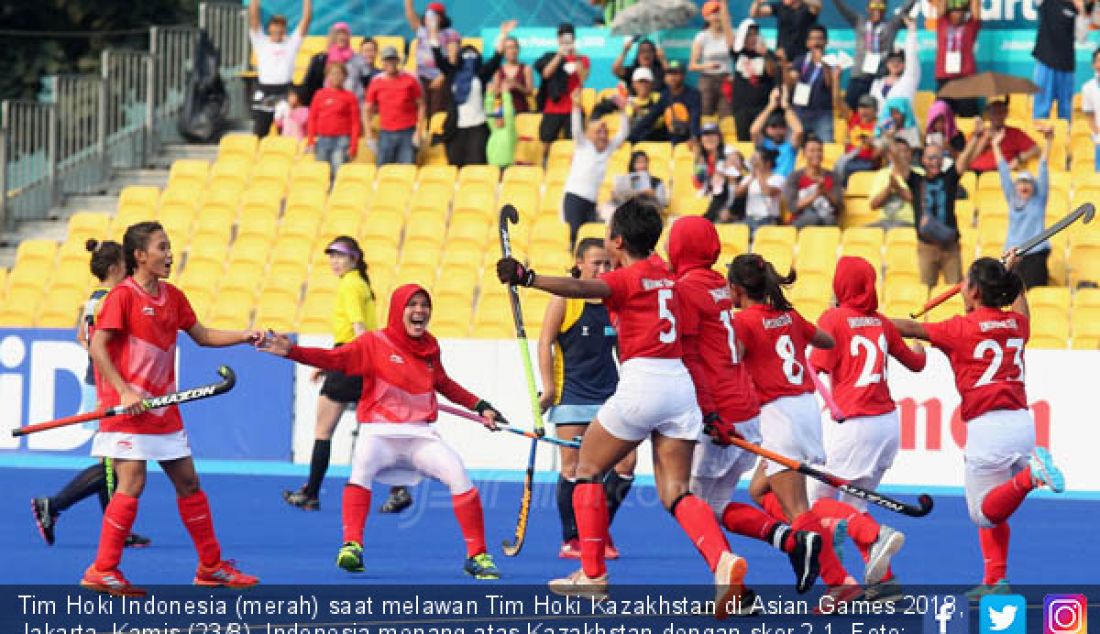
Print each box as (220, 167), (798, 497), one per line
(255, 288), (300, 332)
(335, 163), (376, 189)
(529, 218), (570, 253)
(118, 186), (160, 210)
(502, 165), (542, 187)
(362, 205), (405, 237)
(158, 185), (204, 212)
(209, 157), (252, 191)
(56, 238), (92, 269)
(883, 267), (921, 288)
(373, 182), (412, 211)
(439, 244), (484, 275)
(51, 260), (94, 295)
(36, 288), (86, 328)
(188, 228), (232, 262)
(715, 224), (749, 256)
(418, 164), (457, 188)
(203, 180), (244, 209)
(207, 288), (254, 330)
(290, 160), (331, 190)
(376, 164), (417, 188)
(285, 185), (327, 217)
(925, 284), (965, 321)
(320, 208), (363, 242)
(327, 189), (369, 219)
(575, 222), (606, 245)
(500, 184), (538, 223)
(67, 212), (110, 244)
(218, 133), (258, 161)
(847, 172), (877, 198)
(841, 226), (884, 250)
(251, 157), (292, 195)
(409, 183), (454, 214)
(1029, 286), (1070, 317)
(0, 288), (43, 326)
(179, 259), (224, 292)
(15, 239), (58, 268)
(396, 262), (437, 289)
(7, 261), (52, 294)
(797, 225), (840, 254)
(1073, 287), (1100, 309)
(841, 242), (883, 271)
(446, 219), (492, 252)
(454, 182), (496, 210)
(236, 208), (279, 240)
(298, 297), (335, 334)
(753, 225), (796, 252)
(277, 211), (320, 243)
(403, 215), (445, 251)
(110, 206), (154, 239)
(268, 258), (309, 288)
(884, 243), (919, 274)
(529, 247), (573, 274)
(1071, 306), (1100, 348)
(168, 159), (210, 189)
(0, 267), (8, 294)
(1031, 305), (1070, 341)
(1068, 246), (1100, 286)
(457, 164), (499, 188)
(269, 235), (314, 266)
(158, 203), (197, 243)
(258, 135), (299, 160)
(192, 200), (236, 235)
(753, 241), (793, 274)
(219, 262), (265, 294)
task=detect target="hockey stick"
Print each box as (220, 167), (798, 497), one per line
(439, 405), (580, 448)
(498, 203), (547, 556)
(12, 366), (237, 437)
(808, 370), (846, 423)
(911, 202), (1096, 319)
(727, 436), (933, 517)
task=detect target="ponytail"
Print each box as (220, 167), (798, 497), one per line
(728, 253), (797, 311)
(968, 257), (1023, 308)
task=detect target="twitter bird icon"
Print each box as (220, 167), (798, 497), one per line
(981, 594), (1027, 634)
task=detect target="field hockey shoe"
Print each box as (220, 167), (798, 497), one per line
(604, 536), (620, 560)
(125, 533), (152, 548)
(713, 551), (749, 619)
(863, 578), (906, 603)
(559, 538), (581, 559)
(1029, 447), (1065, 493)
(81, 565), (147, 597)
(380, 486), (412, 513)
(464, 553), (501, 580)
(31, 497), (56, 546)
(787, 530), (822, 594)
(282, 486), (320, 511)
(548, 568), (609, 598)
(966, 579), (1013, 601)
(865, 525), (905, 586)
(194, 559), (260, 588)
(337, 542), (365, 573)
(831, 518), (848, 565)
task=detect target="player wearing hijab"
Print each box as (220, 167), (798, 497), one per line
(260, 284), (505, 580)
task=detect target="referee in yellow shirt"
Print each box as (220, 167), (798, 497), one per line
(284, 236), (413, 512)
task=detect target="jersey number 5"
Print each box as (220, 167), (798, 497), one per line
(851, 334), (888, 387)
(657, 288), (678, 344)
(973, 338), (1025, 387)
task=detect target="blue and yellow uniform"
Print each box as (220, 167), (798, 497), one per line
(321, 271), (377, 403)
(80, 286), (110, 412)
(547, 298), (619, 424)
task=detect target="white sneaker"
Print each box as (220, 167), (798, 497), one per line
(548, 568), (609, 599)
(865, 525), (905, 586)
(713, 551), (748, 620)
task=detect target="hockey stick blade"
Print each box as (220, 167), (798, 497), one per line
(501, 443), (536, 556)
(835, 483), (934, 517)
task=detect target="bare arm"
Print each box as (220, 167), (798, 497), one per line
(890, 318), (931, 341)
(363, 102), (375, 140)
(77, 318), (89, 349)
(612, 38), (633, 80)
(187, 322), (256, 348)
(90, 329), (142, 413)
(750, 0), (774, 18)
(404, 0), (421, 30)
(969, 0), (981, 21)
(1017, 141), (1041, 165)
(540, 52), (564, 79)
(785, 102), (803, 146)
(751, 89), (781, 143)
(870, 172), (896, 209)
(537, 297), (566, 410)
(811, 327), (834, 349)
(249, 0), (262, 32)
(531, 274), (612, 300)
(934, 0), (948, 19)
(297, 0), (312, 36)
(956, 124), (986, 174)
(720, 1), (736, 48)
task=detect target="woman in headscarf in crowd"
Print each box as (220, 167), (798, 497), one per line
(926, 99), (967, 158)
(301, 22), (362, 104)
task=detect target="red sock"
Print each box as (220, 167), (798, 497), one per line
(979, 523), (1010, 585)
(342, 484), (371, 545)
(674, 494), (732, 572)
(981, 469), (1034, 526)
(178, 490), (221, 567)
(721, 501), (780, 541)
(451, 489), (488, 558)
(813, 498), (882, 548)
(94, 493), (138, 571)
(574, 482), (609, 578)
(759, 492), (790, 523)
(792, 510), (850, 586)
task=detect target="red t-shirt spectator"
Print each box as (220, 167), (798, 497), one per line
(541, 55), (590, 115)
(846, 112), (877, 161)
(365, 71), (422, 132)
(935, 18), (981, 81)
(967, 126), (1037, 172)
(307, 87), (361, 150)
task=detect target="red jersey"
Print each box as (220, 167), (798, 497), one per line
(669, 216), (760, 423)
(599, 254), (682, 362)
(734, 304), (816, 405)
(94, 278), (197, 435)
(365, 71), (422, 132)
(307, 87), (361, 149)
(966, 126), (1037, 172)
(924, 307), (1030, 422)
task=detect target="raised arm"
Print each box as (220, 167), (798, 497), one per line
(612, 37), (634, 81)
(750, 0), (775, 18)
(969, 0), (981, 22)
(297, 0), (312, 37)
(832, 0), (859, 26)
(956, 119), (986, 174)
(404, 0), (422, 30)
(1004, 251), (1031, 318)
(890, 318), (931, 341)
(249, 0), (262, 32)
(751, 88), (782, 143)
(784, 91), (804, 145)
(893, 20), (921, 100)
(885, 320), (927, 371)
(934, 0), (948, 20)
(720, 0), (736, 48)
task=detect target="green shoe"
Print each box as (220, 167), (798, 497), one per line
(337, 541), (364, 573)
(965, 579), (1012, 601)
(464, 553), (500, 580)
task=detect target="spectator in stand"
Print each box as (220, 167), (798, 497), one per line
(273, 87), (309, 140)
(695, 124), (747, 222)
(737, 148), (786, 234)
(877, 96), (922, 151)
(962, 100), (1040, 174)
(562, 89), (629, 248)
(835, 94), (882, 185)
(485, 77), (517, 168)
(868, 20), (919, 112)
(347, 38), (382, 100)
(750, 0), (822, 63)
(786, 135), (842, 227)
(612, 151), (669, 210)
(1033, 0), (1096, 120)
(750, 87), (804, 177)
(591, 68), (668, 143)
(613, 38), (667, 95)
(998, 125), (1054, 286)
(535, 23), (591, 158)
(925, 99), (967, 158)
(934, 0), (981, 117)
(307, 63), (360, 180)
(834, 0), (918, 110)
(431, 23), (504, 167)
(690, 1), (734, 117)
(405, 0), (460, 116)
(658, 61), (701, 145)
(1079, 49), (1100, 170)
(301, 22), (360, 105)
(495, 28), (534, 113)
(869, 137), (917, 228)
(911, 140), (975, 286)
(787, 25), (838, 143)
(729, 18), (780, 142)
(364, 46), (425, 166)
(248, 0), (312, 137)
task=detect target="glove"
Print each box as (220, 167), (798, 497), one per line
(496, 257), (536, 287)
(475, 399), (507, 430)
(703, 412), (742, 446)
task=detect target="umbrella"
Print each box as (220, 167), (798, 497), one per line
(937, 72), (1039, 100)
(610, 0), (698, 36)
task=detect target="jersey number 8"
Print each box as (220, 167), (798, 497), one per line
(776, 334), (804, 385)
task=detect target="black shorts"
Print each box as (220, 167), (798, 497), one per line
(320, 370), (362, 404)
(539, 112), (573, 144)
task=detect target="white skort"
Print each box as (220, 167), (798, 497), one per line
(597, 358), (703, 442)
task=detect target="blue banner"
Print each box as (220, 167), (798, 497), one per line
(0, 329), (294, 461)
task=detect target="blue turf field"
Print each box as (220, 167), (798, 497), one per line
(3, 462), (1098, 587)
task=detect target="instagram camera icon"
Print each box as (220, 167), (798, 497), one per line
(1045, 595), (1088, 634)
